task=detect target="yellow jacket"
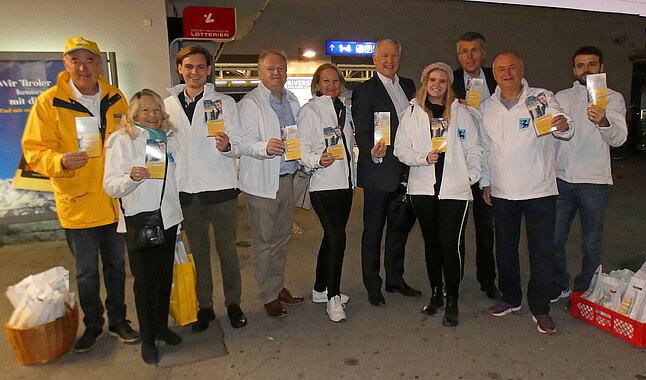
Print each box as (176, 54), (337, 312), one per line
(22, 71), (127, 229)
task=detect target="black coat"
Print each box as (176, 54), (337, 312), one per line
(351, 75), (416, 192)
(452, 67), (497, 99)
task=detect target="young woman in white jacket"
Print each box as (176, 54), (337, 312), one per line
(296, 63), (356, 322)
(103, 89), (183, 364)
(394, 62), (483, 327)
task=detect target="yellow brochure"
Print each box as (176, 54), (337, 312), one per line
(374, 112), (391, 145)
(431, 118), (448, 152)
(324, 126), (344, 160)
(533, 114), (555, 136)
(75, 117), (101, 157)
(207, 119), (224, 136)
(587, 73), (607, 110)
(145, 139), (167, 179)
(204, 99), (225, 136)
(466, 78), (484, 109)
(281, 124), (301, 161)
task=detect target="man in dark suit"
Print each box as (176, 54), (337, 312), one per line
(352, 38), (420, 307)
(452, 32), (501, 300)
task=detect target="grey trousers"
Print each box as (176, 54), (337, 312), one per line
(181, 197), (242, 309)
(243, 175), (295, 304)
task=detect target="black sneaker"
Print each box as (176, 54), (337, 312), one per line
(227, 304), (248, 329)
(108, 320), (140, 343)
(192, 308), (216, 332)
(74, 327), (103, 353)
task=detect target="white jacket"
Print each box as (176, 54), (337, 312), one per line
(164, 84), (243, 193)
(103, 127), (183, 233)
(296, 95), (356, 192)
(479, 79), (574, 200)
(238, 82), (301, 199)
(394, 99), (483, 200)
(555, 81), (627, 185)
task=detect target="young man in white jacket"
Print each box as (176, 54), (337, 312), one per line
(238, 50), (304, 318)
(164, 46), (247, 330)
(480, 52), (573, 334)
(552, 46), (627, 299)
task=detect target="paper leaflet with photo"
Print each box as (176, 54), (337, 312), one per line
(373, 111), (391, 146)
(324, 126), (344, 160)
(204, 99), (224, 136)
(525, 92), (554, 136)
(145, 139), (167, 179)
(281, 124), (301, 161)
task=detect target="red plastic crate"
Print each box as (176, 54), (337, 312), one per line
(570, 291), (646, 347)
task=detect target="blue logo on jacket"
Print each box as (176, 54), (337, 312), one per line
(458, 129), (466, 140)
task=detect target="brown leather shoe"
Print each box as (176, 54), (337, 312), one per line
(264, 299), (287, 318)
(278, 288), (304, 305)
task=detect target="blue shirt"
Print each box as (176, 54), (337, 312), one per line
(269, 90), (299, 175)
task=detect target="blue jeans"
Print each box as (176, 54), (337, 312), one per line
(492, 196), (558, 315)
(65, 223), (127, 329)
(553, 179), (609, 292)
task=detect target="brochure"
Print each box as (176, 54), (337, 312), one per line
(145, 139), (167, 179)
(525, 92), (555, 136)
(204, 99), (224, 136)
(324, 126), (344, 160)
(466, 78), (483, 109)
(586, 73), (608, 110)
(373, 112), (391, 146)
(281, 124), (301, 161)
(431, 118), (448, 152)
(75, 117), (101, 157)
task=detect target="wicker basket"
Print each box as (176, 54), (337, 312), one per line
(4, 303), (79, 365)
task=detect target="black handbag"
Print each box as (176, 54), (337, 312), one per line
(120, 154), (168, 251)
(387, 182), (416, 233)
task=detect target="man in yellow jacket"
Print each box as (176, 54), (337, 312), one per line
(22, 37), (139, 353)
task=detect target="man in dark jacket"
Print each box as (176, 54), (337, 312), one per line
(352, 38), (420, 307)
(452, 32), (501, 300)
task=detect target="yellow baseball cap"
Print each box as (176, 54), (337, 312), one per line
(64, 37), (100, 56)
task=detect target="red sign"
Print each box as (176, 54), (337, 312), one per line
(183, 6), (236, 41)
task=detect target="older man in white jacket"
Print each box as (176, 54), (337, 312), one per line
(238, 50), (304, 318)
(480, 52), (573, 335)
(552, 46), (627, 299)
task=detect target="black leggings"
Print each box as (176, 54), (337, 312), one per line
(127, 224), (178, 344)
(310, 188), (353, 299)
(411, 195), (469, 297)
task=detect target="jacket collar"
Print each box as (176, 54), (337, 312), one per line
(54, 70), (112, 102)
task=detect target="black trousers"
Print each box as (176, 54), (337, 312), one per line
(361, 188), (410, 295)
(470, 184), (497, 289)
(411, 195), (469, 297)
(492, 196), (557, 315)
(311, 188), (353, 299)
(127, 224), (178, 344)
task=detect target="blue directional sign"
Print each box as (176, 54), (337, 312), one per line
(326, 41), (376, 56)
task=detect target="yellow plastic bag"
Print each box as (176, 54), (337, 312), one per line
(169, 238), (197, 326)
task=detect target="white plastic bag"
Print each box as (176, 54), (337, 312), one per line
(5, 266), (72, 328)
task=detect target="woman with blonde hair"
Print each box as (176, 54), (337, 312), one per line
(104, 89), (182, 364)
(394, 63), (483, 327)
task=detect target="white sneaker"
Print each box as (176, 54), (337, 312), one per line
(550, 288), (571, 303)
(312, 289), (350, 304)
(327, 295), (346, 322)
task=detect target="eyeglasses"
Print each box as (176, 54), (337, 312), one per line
(458, 48), (483, 56)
